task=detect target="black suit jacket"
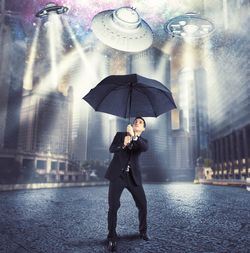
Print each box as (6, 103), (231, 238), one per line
(105, 132), (148, 186)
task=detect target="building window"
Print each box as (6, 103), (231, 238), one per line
(37, 160), (46, 169)
(59, 162), (66, 170)
(171, 110), (180, 129)
(51, 161), (57, 170)
(23, 159), (34, 169)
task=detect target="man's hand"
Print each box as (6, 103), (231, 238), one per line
(126, 124), (134, 137)
(123, 135), (132, 147)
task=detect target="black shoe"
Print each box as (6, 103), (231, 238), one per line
(107, 239), (117, 252)
(140, 233), (150, 241)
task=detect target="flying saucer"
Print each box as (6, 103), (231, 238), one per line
(91, 7), (153, 52)
(164, 12), (215, 39)
(35, 2), (68, 18)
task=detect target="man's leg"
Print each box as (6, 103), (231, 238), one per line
(127, 182), (147, 235)
(107, 176), (125, 240)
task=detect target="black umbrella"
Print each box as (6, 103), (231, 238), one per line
(82, 74), (177, 122)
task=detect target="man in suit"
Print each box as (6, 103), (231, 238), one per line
(105, 116), (149, 252)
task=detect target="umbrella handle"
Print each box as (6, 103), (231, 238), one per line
(128, 84), (132, 123)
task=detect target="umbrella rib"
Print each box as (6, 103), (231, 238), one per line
(126, 84), (132, 119)
(135, 85), (176, 110)
(133, 86), (158, 117)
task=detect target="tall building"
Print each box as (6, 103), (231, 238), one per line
(18, 89), (73, 154)
(0, 7), (27, 182)
(87, 109), (111, 161)
(194, 68), (209, 159)
(0, 5), (79, 183)
(16, 87), (75, 182)
(206, 0), (250, 179)
(0, 13), (26, 149)
(72, 49), (111, 164)
(168, 67), (209, 180)
(129, 47), (171, 181)
(168, 129), (192, 180)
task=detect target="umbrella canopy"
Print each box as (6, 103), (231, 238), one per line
(82, 74), (177, 121)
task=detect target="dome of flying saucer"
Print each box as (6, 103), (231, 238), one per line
(35, 2), (68, 18)
(91, 7), (153, 52)
(164, 12), (215, 39)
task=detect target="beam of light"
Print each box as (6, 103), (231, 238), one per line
(29, 40), (108, 161)
(180, 42), (197, 71)
(161, 39), (176, 57)
(32, 17), (86, 94)
(46, 13), (64, 90)
(70, 50), (109, 161)
(62, 19), (97, 83)
(23, 19), (41, 90)
(176, 43), (198, 133)
(177, 68), (192, 132)
(47, 15), (58, 89)
(154, 52), (169, 83)
(222, 0), (228, 30)
(32, 41), (105, 97)
(201, 40), (220, 129)
(21, 22), (108, 162)
(34, 49), (79, 94)
(161, 39), (180, 130)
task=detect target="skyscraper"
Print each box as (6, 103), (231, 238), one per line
(168, 67), (209, 180)
(129, 47), (171, 181)
(0, 8), (27, 182)
(206, 0), (250, 179)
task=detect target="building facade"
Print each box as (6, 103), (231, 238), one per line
(16, 88), (77, 182)
(0, 8), (28, 183)
(206, 0), (250, 179)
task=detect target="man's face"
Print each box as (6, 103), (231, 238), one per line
(132, 118), (145, 133)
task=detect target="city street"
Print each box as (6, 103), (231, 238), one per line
(0, 183), (250, 253)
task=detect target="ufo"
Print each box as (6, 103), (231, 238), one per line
(164, 12), (215, 39)
(35, 2), (68, 18)
(91, 7), (153, 52)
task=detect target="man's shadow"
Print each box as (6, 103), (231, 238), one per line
(117, 233), (140, 241)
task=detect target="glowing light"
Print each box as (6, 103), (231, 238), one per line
(183, 24), (199, 34)
(202, 39), (220, 126)
(161, 39), (176, 55)
(34, 49), (79, 93)
(46, 13), (64, 90)
(62, 19), (97, 82)
(165, 13), (215, 40)
(164, 183), (205, 212)
(179, 20), (186, 26)
(23, 20), (41, 90)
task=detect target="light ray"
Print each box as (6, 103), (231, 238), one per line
(23, 19), (41, 90)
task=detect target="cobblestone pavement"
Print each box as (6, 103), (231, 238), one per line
(0, 183), (250, 253)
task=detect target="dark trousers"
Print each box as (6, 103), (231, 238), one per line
(107, 172), (147, 239)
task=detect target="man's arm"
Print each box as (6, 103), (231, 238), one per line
(127, 136), (148, 152)
(109, 133), (125, 153)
